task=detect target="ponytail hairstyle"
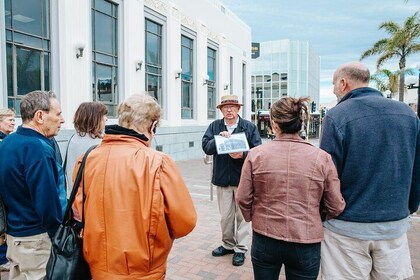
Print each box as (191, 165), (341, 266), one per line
(270, 97), (310, 134)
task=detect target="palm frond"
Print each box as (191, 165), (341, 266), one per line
(404, 11), (420, 28)
(406, 43), (420, 56)
(360, 39), (388, 60)
(377, 52), (398, 69)
(379, 21), (400, 34)
(370, 75), (387, 92)
(377, 69), (393, 77)
(370, 68), (401, 93)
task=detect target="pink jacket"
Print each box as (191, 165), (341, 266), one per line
(237, 134), (345, 243)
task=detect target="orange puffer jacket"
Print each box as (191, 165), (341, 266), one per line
(73, 133), (197, 279)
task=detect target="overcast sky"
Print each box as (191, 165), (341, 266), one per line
(220, 0), (420, 103)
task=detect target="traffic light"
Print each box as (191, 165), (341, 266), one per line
(321, 108), (326, 118)
(311, 102), (316, 113)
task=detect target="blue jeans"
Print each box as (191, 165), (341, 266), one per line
(251, 231), (320, 280)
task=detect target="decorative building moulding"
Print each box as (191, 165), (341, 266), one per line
(144, 0), (168, 14)
(208, 31), (219, 42)
(171, 6), (180, 19)
(143, 0), (220, 43)
(200, 22), (207, 33)
(180, 15), (198, 31)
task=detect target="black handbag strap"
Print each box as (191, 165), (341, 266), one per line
(63, 144), (97, 224)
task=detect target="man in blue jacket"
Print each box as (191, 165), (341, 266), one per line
(0, 91), (66, 280)
(320, 61), (419, 280)
(202, 94), (261, 266)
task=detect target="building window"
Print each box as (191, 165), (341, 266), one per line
(92, 0), (118, 116)
(5, 0), (50, 114)
(181, 35), (193, 119)
(145, 18), (162, 105)
(207, 47), (216, 119)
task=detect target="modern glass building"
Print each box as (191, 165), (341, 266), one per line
(251, 40), (320, 115)
(0, 0), (252, 161)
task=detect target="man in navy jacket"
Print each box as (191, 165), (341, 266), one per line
(0, 91), (65, 279)
(202, 94), (261, 266)
(320, 61), (419, 280)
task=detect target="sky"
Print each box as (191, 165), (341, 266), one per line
(220, 0), (420, 104)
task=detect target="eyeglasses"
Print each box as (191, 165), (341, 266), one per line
(221, 105), (238, 111)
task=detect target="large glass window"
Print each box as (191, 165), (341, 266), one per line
(5, 0), (50, 114)
(181, 35), (193, 119)
(92, 0), (118, 116)
(145, 19), (162, 105)
(207, 47), (216, 119)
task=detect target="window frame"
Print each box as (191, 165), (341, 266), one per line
(180, 29), (196, 120)
(91, 0), (119, 117)
(144, 17), (163, 106)
(5, 0), (51, 114)
(207, 44), (217, 119)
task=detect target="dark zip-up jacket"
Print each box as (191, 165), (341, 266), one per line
(202, 116), (261, 187)
(320, 87), (420, 222)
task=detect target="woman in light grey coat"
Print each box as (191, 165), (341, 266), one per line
(65, 102), (107, 196)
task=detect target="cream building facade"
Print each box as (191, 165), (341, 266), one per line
(0, 0), (252, 160)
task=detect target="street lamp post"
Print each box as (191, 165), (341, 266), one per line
(406, 63), (420, 117)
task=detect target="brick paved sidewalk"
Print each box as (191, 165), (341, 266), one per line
(1, 156), (419, 280)
(169, 158), (420, 280)
(166, 196), (253, 280)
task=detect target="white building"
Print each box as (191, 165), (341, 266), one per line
(251, 40), (320, 114)
(0, 0), (252, 161)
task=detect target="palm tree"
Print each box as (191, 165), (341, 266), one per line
(360, 12), (420, 101)
(370, 69), (399, 95)
(370, 68), (414, 97)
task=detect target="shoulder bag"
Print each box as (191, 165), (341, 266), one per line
(45, 145), (97, 280)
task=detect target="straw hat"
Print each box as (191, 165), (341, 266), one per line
(216, 95), (243, 109)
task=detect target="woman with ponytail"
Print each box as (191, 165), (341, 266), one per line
(236, 97), (345, 280)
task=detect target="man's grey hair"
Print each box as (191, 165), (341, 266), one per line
(339, 66), (370, 84)
(20, 91), (56, 122)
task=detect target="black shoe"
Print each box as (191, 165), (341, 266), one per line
(212, 246), (235, 257)
(232, 252), (245, 266)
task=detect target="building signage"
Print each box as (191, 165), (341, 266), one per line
(251, 42), (260, 59)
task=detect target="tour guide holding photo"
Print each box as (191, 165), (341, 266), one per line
(202, 94), (262, 266)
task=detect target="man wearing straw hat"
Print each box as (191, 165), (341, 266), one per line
(202, 94), (261, 266)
